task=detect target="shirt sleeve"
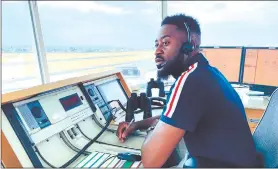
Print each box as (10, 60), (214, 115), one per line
(160, 64), (207, 132)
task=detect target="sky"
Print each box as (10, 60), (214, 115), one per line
(2, 1), (278, 50)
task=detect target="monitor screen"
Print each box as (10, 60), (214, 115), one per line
(243, 49), (278, 86)
(97, 79), (128, 113)
(201, 48), (242, 83)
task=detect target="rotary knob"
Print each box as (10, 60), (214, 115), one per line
(31, 106), (43, 118)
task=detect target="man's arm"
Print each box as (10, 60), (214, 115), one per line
(141, 63), (205, 167)
(141, 121), (186, 167)
(134, 115), (160, 130)
(117, 115), (161, 141)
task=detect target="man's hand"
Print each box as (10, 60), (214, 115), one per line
(116, 115), (161, 142)
(116, 121), (137, 142)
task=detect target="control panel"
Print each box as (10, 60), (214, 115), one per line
(2, 71), (146, 168)
(83, 76), (128, 121)
(9, 74), (128, 145)
(12, 85), (93, 144)
(84, 84), (111, 121)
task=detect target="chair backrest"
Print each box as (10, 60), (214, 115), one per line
(253, 88), (278, 168)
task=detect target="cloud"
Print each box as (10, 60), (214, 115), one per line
(142, 9), (155, 15)
(38, 1), (132, 15)
(168, 1), (275, 24)
(141, 8), (159, 15)
(139, 2), (161, 16)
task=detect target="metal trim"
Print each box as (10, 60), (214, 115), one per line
(28, 0), (50, 84)
(161, 0), (167, 21)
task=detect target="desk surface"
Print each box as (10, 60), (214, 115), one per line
(114, 86), (269, 124)
(234, 87), (270, 110)
(139, 85), (269, 110)
(243, 96), (269, 110)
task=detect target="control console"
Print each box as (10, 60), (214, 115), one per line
(2, 71), (145, 168)
(13, 85), (93, 144)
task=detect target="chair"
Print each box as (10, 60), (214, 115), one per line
(253, 88), (278, 168)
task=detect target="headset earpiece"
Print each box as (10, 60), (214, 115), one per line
(181, 22), (194, 55)
(181, 42), (194, 55)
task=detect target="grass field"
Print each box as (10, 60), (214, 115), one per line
(2, 51), (157, 93)
(2, 50), (156, 80)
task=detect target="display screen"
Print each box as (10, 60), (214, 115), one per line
(243, 49), (278, 86)
(97, 79), (128, 121)
(97, 80), (128, 108)
(202, 48), (241, 83)
(59, 93), (83, 111)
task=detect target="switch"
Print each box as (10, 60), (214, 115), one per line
(71, 127), (79, 136)
(67, 129), (74, 139)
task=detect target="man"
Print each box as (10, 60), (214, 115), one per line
(116, 14), (260, 168)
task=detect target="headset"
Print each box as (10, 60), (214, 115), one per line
(180, 22), (194, 55)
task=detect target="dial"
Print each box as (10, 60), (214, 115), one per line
(31, 106), (43, 118)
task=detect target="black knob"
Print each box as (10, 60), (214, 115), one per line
(31, 107), (43, 118)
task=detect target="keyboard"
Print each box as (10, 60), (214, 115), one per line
(74, 151), (142, 168)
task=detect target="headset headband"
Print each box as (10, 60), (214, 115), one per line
(183, 22), (191, 43)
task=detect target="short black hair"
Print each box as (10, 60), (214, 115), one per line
(161, 13), (201, 36)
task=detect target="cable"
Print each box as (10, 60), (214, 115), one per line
(110, 107), (118, 119)
(34, 146), (56, 168)
(107, 99), (127, 113)
(34, 113), (114, 168)
(76, 125), (142, 151)
(91, 106), (120, 133)
(117, 152), (141, 161)
(59, 132), (91, 155)
(92, 114), (116, 133)
(76, 124), (93, 140)
(33, 97), (141, 167)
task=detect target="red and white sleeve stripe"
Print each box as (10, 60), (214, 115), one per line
(163, 62), (198, 118)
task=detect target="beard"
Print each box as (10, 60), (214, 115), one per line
(156, 53), (186, 80)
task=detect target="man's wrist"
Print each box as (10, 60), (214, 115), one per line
(152, 119), (159, 126)
(131, 122), (139, 131)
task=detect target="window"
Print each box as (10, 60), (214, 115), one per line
(168, 1), (278, 46)
(37, 1), (161, 91)
(168, 1), (278, 84)
(2, 2), (42, 94)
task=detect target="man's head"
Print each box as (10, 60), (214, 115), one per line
(155, 14), (201, 80)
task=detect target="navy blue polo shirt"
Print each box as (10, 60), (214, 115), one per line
(160, 53), (259, 167)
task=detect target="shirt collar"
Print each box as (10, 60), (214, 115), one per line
(184, 52), (209, 70)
